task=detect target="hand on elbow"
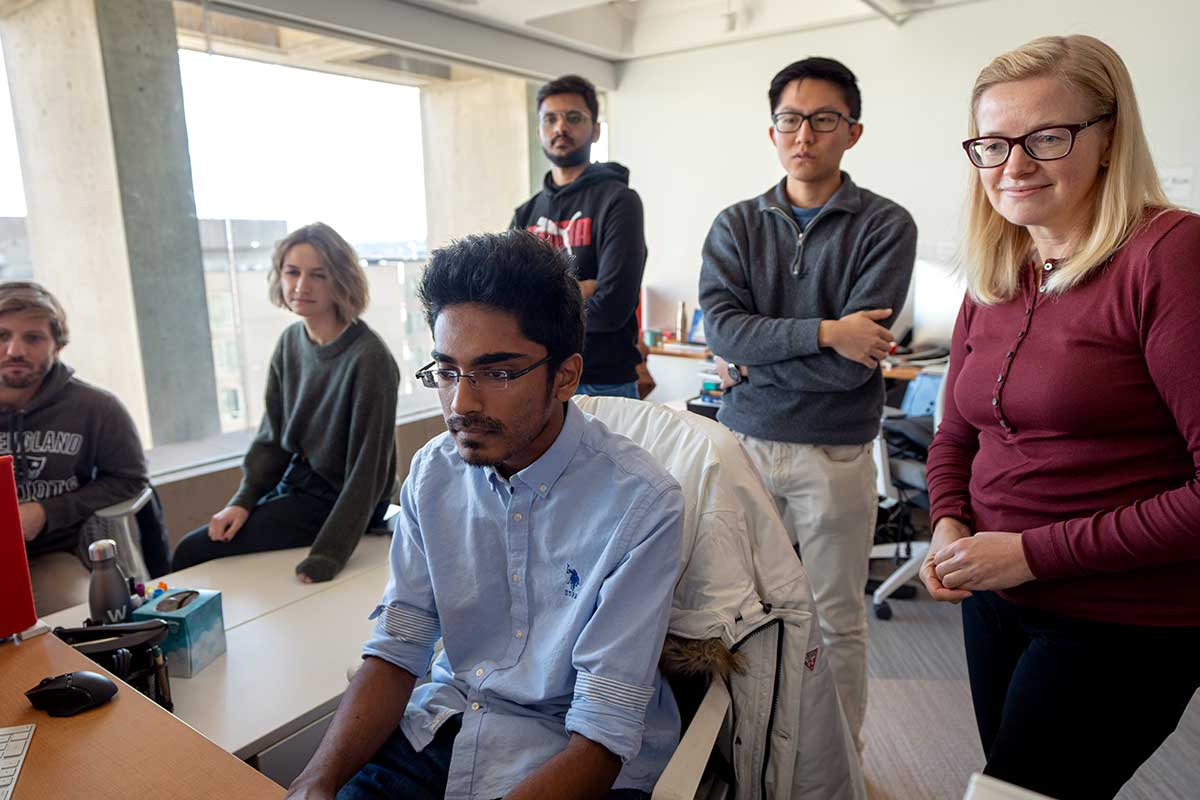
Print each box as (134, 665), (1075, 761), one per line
(819, 309), (894, 368)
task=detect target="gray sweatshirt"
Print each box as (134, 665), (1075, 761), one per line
(1, 361), (148, 557)
(231, 320), (399, 581)
(698, 173), (917, 445)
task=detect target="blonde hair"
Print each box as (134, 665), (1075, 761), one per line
(962, 35), (1172, 304)
(268, 222), (369, 322)
(0, 281), (69, 348)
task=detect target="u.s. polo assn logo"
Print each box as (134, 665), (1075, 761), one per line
(565, 564), (581, 599)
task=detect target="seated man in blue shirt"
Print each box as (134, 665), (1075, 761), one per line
(286, 231), (684, 800)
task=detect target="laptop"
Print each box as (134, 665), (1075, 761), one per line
(0, 454), (39, 640)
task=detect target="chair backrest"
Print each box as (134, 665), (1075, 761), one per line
(572, 396), (806, 643)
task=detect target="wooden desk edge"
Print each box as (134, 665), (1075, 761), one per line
(1, 634), (284, 799)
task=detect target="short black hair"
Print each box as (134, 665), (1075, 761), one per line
(419, 231), (584, 370)
(536, 74), (599, 121)
(768, 57), (861, 121)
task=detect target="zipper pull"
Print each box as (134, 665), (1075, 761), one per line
(791, 233), (804, 277)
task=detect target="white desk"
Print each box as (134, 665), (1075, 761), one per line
(42, 536), (392, 767)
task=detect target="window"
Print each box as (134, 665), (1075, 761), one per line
(0, 40), (30, 280)
(178, 44), (435, 431)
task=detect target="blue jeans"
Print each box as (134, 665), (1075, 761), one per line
(576, 381), (639, 399)
(337, 715), (650, 800)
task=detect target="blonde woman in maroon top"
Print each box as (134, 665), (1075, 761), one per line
(922, 35), (1200, 799)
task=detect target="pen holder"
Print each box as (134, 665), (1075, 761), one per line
(133, 588), (225, 677)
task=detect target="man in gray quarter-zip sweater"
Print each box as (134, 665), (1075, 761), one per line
(699, 57), (916, 751)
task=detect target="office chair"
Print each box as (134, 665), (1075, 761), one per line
(575, 396), (865, 800)
(869, 364), (947, 619)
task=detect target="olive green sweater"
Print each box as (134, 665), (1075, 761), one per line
(231, 320), (399, 581)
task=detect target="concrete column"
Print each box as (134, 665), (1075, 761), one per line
(0, 0), (219, 447)
(526, 81), (553, 196)
(420, 75), (531, 249)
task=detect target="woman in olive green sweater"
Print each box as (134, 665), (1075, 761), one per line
(172, 223), (399, 583)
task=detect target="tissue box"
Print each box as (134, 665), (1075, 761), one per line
(132, 588), (226, 678)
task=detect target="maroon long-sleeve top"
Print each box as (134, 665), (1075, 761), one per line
(927, 210), (1200, 626)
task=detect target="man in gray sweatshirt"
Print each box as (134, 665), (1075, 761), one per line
(0, 281), (150, 615)
(698, 57), (916, 748)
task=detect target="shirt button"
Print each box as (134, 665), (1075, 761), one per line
(1025, 308), (1032, 316)
(471, 702), (481, 711)
(996, 374), (1003, 382)
(539, 484), (548, 493)
(1039, 285), (1048, 293)
(1043, 262), (1053, 271)
(991, 398), (998, 406)
(512, 574), (520, 583)
(515, 630), (524, 639)
(1006, 351), (1013, 358)
(475, 668), (484, 677)
(512, 512), (523, 522)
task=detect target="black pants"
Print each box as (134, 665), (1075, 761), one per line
(962, 590), (1200, 800)
(171, 457), (386, 572)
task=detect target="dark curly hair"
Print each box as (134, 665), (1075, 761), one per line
(419, 231), (584, 370)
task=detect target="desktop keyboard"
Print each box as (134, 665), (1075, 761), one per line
(0, 724), (34, 800)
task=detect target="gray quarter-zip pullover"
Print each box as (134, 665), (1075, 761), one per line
(698, 173), (917, 445)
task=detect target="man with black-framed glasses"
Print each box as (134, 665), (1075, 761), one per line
(287, 232), (683, 800)
(698, 56), (917, 751)
(511, 74), (648, 400)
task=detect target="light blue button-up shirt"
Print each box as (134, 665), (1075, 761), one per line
(363, 402), (684, 800)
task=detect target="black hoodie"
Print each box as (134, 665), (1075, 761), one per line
(511, 161), (646, 385)
(1, 361), (147, 557)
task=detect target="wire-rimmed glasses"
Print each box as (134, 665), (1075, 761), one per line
(415, 355), (552, 391)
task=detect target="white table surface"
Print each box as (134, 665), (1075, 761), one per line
(42, 536), (394, 758)
(43, 535), (392, 632)
(176, 564), (391, 757)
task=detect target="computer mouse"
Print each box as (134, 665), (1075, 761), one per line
(25, 670), (118, 717)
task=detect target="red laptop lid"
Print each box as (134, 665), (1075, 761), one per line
(1, 454), (38, 636)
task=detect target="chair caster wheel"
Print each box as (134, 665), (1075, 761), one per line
(874, 601), (893, 620)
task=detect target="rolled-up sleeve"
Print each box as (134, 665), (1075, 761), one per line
(362, 454), (440, 678)
(565, 483), (684, 762)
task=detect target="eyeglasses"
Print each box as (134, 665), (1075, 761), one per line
(539, 110), (592, 129)
(771, 110), (857, 134)
(962, 113), (1113, 168)
(416, 355), (552, 391)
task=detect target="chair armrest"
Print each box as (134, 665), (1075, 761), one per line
(95, 486), (154, 519)
(652, 677), (731, 800)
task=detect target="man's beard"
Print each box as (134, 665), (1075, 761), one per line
(544, 138), (592, 169)
(0, 359), (50, 389)
(445, 383), (557, 469)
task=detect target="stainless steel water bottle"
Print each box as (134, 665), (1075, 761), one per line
(88, 539), (134, 624)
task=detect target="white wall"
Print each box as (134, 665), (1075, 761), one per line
(610, 0), (1200, 331)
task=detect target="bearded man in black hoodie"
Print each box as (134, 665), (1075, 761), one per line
(0, 281), (153, 615)
(512, 75), (647, 399)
